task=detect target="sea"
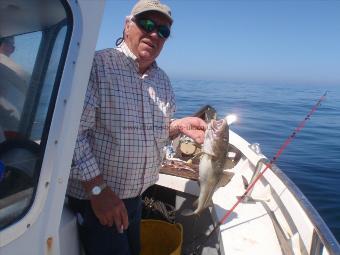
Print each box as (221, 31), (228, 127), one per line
(171, 80), (340, 243)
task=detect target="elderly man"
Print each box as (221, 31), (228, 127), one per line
(67, 1), (206, 254)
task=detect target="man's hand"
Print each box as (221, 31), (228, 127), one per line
(170, 117), (207, 144)
(82, 176), (128, 232)
(90, 188), (129, 232)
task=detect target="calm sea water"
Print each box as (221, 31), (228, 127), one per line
(172, 80), (340, 242)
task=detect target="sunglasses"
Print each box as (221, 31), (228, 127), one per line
(132, 17), (171, 39)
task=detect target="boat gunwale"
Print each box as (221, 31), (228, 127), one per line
(269, 163), (340, 254)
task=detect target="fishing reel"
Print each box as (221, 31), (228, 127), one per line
(179, 136), (199, 156)
(170, 135), (202, 164)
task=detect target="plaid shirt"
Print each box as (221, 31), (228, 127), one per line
(67, 42), (176, 199)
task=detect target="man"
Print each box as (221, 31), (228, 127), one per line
(67, 1), (206, 254)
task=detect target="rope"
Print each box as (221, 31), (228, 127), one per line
(143, 197), (176, 223)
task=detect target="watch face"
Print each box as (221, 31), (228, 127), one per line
(92, 186), (101, 195)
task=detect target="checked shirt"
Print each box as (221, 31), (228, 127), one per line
(67, 42), (176, 199)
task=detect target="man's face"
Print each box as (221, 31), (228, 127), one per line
(0, 37), (15, 57)
(125, 12), (171, 67)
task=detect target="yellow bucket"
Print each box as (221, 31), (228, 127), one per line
(140, 219), (183, 255)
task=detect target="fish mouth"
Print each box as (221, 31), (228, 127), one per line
(211, 119), (225, 132)
(209, 119), (228, 140)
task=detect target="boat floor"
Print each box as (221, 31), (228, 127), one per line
(176, 192), (221, 255)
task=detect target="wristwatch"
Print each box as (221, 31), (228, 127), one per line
(90, 183), (107, 196)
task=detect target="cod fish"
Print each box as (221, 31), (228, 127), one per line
(183, 115), (235, 216)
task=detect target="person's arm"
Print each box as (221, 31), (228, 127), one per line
(82, 175), (128, 231)
(169, 117), (207, 144)
(73, 59), (102, 182)
(72, 58), (128, 231)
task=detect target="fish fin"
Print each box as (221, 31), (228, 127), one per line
(217, 171), (234, 188)
(201, 185), (217, 209)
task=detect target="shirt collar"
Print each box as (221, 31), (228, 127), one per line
(117, 41), (137, 61)
(116, 41), (158, 74)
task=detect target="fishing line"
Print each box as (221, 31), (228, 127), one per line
(192, 91), (328, 254)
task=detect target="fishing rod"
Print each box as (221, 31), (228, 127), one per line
(192, 91), (328, 254)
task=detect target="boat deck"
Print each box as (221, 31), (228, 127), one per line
(212, 158), (284, 255)
(176, 192), (220, 255)
(156, 166), (285, 255)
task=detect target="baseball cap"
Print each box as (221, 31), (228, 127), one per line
(131, 0), (173, 24)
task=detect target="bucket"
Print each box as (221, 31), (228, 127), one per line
(140, 219), (183, 255)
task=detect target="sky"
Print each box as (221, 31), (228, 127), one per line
(96, 0), (340, 86)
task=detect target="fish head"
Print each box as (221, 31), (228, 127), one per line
(203, 117), (229, 157)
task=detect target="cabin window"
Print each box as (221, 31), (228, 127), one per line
(0, 0), (71, 229)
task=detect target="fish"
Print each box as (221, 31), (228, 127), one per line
(182, 115), (235, 216)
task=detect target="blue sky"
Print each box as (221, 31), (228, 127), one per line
(96, 1), (340, 85)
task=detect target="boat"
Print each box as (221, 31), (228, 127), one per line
(0, 0), (339, 254)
